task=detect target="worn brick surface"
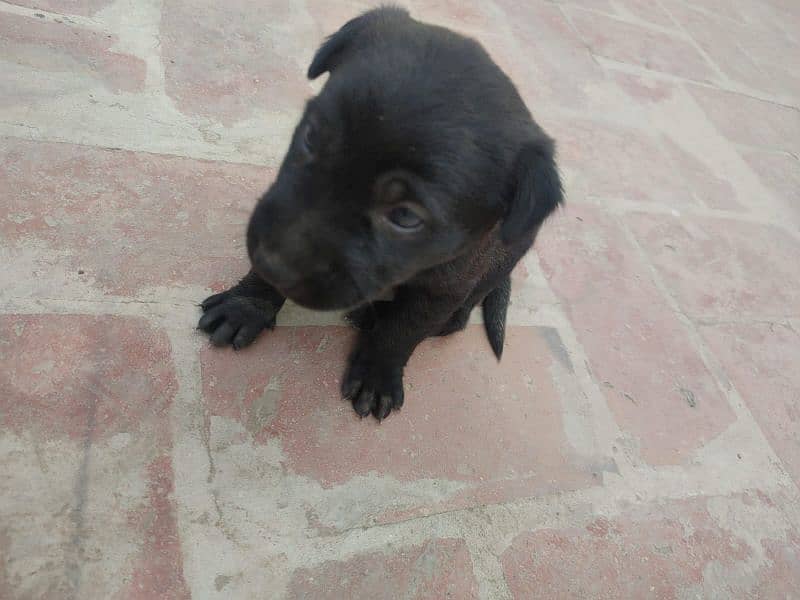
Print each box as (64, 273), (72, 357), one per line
(537, 206), (734, 465)
(559, 0), (676, 28)
(613, 0), (676, 28)
(501, 493), (800, 599)
(740, 150), (800, 228)
(0, 314), (175, 441)
(0, 138), (268, 296)
(286, 538), (479, 600)
(700, 322), (800, 486)
(688, 85), (800, 153)
(3, 1), (800, 597)
(160, 0), (316, 125)
(659, 134), (745, 212)
(665, 1), (800, 103)
(553, 117), (697, 207)
(567, 7), (715, 81)
(628, 213), (800, 319)
(0, 12), (145, 101)
(492, 1), (610, 112)
(7, 0), (114, 16)
(610, 69), (677, 105)
(404, 0), (498, 32)
(0, 314), (186, 599)
(201, 325), (599, 521)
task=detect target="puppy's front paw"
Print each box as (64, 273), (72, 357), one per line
(341, 348), (404, 421)
(197, 291), (278, 349)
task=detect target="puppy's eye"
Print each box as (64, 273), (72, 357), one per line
(386, 205), (424, 232)
(302, 124), (316, 155)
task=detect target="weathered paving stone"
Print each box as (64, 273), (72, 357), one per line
(0, 314), (187, 599)
(200, 325), (602, 524)
(286, 538), (479, 600)
(537, 205), (735, 465)
(0, 138), (269, 297)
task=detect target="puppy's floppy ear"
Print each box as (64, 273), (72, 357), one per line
(501, 137), (563, 244)
(307, 6), (409, 80)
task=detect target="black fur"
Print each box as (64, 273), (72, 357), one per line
(198, 7), (563, 420)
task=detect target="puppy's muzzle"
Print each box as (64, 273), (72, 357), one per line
(250, 242), (303, 293)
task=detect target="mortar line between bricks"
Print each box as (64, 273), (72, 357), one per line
(0, 298), (195, 321)
(287, 453), (800, 573)
(324, 451), (796, 542)
(655, 0), (680, 29)
(517, 253), (629, 466)
(0, 131), (279, 169)
(562, 3), (696, 40)
(554, 3), (605, 72)
(0, 295), (574, 329)
(587, 194), (800, 243)
(692, 316), (799, 328)
(732, 142), (800, 162)
(462, 531), (514, 600)
(161, 325), (242, 597)
(592, 54), (709, 86)
(664, 0), (742, 28)
(617, 219), (800, 496)
(582, 49), (715, 89)
(1, 296), (196, 308)
(656, 0), (732, 87)
(593, 56), (800, 110)
(0, 0), (105, 28)
(691, 80), (800, 114)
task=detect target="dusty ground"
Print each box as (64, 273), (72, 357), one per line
(2, 0), (800, 598)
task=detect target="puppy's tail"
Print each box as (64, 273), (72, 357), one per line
(482, 276), (511, 360)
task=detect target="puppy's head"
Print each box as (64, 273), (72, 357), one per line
(247, 7), (562, 310)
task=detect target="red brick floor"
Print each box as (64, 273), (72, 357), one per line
(1, 1), (799, 598)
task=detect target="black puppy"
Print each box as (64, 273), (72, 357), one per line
(198, 6), (563, 420)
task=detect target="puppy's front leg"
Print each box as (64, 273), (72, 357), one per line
(341, 288), (461, 420)
(198, 270), (286, 349)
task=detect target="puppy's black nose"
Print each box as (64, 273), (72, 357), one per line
(250, 243), (301, 290)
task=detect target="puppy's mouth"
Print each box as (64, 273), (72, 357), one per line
(252, 264), (374, 312)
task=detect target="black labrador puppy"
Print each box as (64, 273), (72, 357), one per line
(198, 6), (563, 420)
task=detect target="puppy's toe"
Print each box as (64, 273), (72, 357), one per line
(232, 323), (263, 350)
(200, 291), (228, 311)
(341, 357), (366, 400)
(373, 393), (393, 420)
(197, 305), (225, 332)
(391, 376), (404, 411)
(352, 389), (375, 418)
(210, 321), (238, 346)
